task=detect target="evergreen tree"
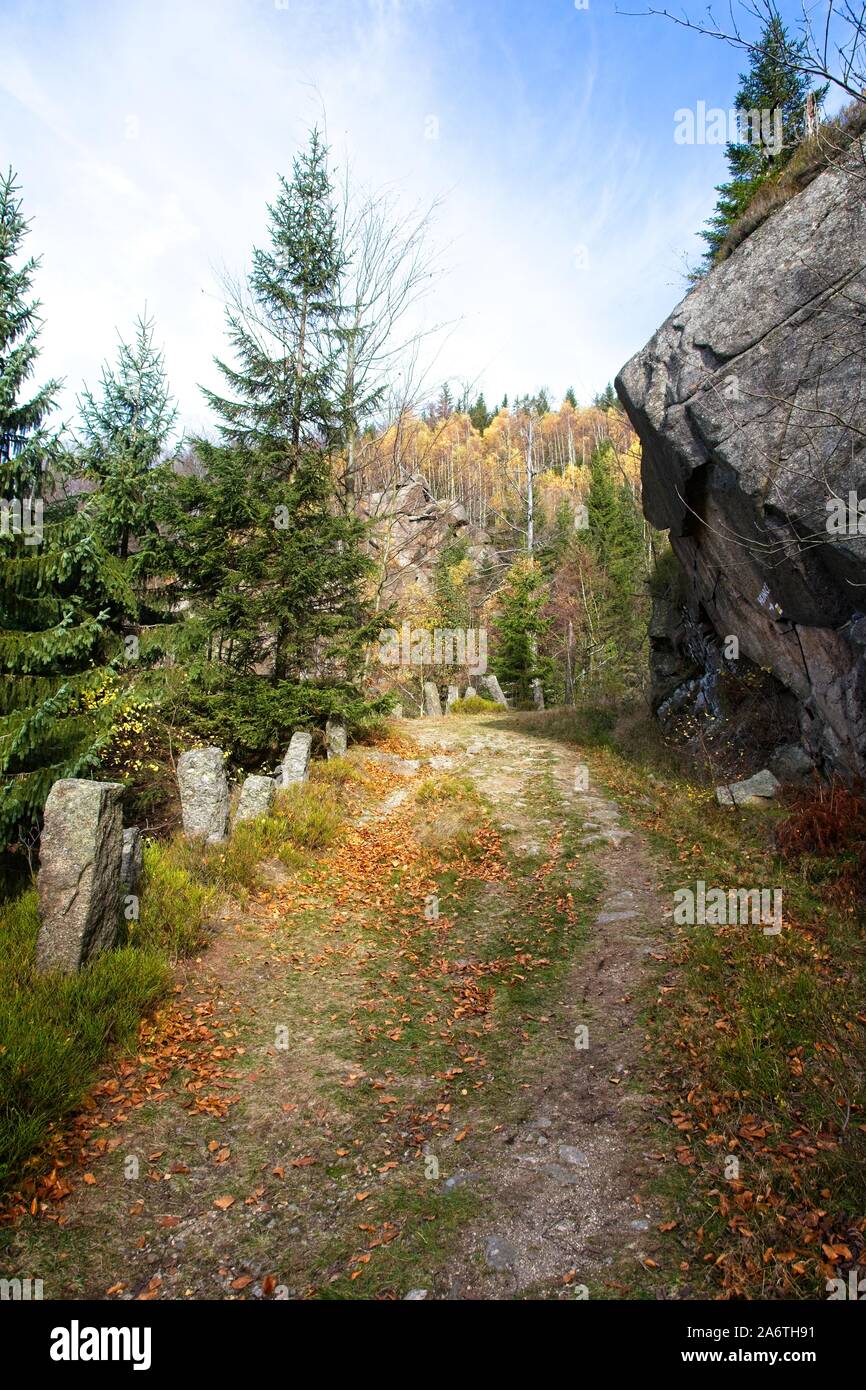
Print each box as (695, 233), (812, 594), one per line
(203, 128), (344, 466)
(583, 443), (645, 680)
(469, 392), (491, 434)
(493, 558), (552, 706)
(592, 382), (620, 413)
(77, 312), (178, 565)
(434, 537), (472, 631)
(435, 383), (454, 420)
(702, 16), (816, 260)
(159, 130), (380, 752)
(0, 170), (133, 847)
(564, 386), (578, 409)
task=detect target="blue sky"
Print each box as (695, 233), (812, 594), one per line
(0, 0), (806, 432)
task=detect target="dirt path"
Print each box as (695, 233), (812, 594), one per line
(0, 714), (672, 1301)
(410, 717), (669, 1298)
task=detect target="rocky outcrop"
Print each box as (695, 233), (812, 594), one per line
(360, 474), (499, 602)
(617, 140), (866, 776)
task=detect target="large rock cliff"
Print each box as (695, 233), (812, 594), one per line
(616, 139), (866, 776)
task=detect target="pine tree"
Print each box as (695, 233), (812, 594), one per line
(701, 16), (816, 261)
(493, 558), (551, 706)
(592, 383), (620, 414)
(0, 170), (133, 848)
(77, 313), (178, 565)
(583, 443), (646, 683)
(564, 386), (578, 409)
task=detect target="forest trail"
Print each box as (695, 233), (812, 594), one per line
(1, 715), (674, 1301)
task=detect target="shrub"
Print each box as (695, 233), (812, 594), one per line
(450, 696), (498, 715)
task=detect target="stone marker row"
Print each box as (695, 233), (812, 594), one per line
(419, 674), (508, 716)
(35, 721), (348, 975)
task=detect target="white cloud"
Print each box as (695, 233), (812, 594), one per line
(0, 0), (709, 434)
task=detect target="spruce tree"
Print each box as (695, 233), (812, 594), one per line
(583, 443), (646, 683)
(0, 170), (132, 848)
(493, 558), (551, 706)
(469, 393), (491, 434)
(702, 15), (815, 260)
(161, 130), (379, 752)
(77, 312), (178, 566)
(203, 127), (344, 465)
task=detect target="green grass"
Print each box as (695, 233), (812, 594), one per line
(449, 696), (498, 715)
(0, 890), (170, 1192)
(415, 772), (482, 806)
(213, 781), (346, 890)
(133, 838), (221, 958)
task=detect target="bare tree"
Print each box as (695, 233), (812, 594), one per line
(620, 0), (866, 103)
(333, 179), (448, 505)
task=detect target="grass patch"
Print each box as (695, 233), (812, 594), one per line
(0, 890), (170, 1192)
(415, 773), (481, 806)
(449, 696), (498, 715)
(582, 720), (866, 1299)
(215, 782), (346, 890)
(133, 838), (221, 959)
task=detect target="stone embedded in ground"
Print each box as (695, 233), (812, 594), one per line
(464, 686), (477, 699)
(539, 1162), (583, 1186)
(442, 1172), (476, 1192)
(281, 730), (313, 785)
(716, 769), (781, 806)
(531, 678), (545, 710)
(481, 673), (508, 707)
(325, 720), (348, 760)
(485, 1235), (517, 1270)
(233, 775), (276, 826)
(558, 1145), (589, 1167)
(404, 1289), (428, 1300)
(36, 779), (125, 974)
(423, 681), (443, 717)
(579, 828), (633, 847)
(120, 826), (143, 897)
(445, 684), (460, 713)
(177, 746), (230, 842)
(595, 909), (639, 924)
(391, 703), (404, 719)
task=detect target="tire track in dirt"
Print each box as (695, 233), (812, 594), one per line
(410, 715), (671, 1299)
